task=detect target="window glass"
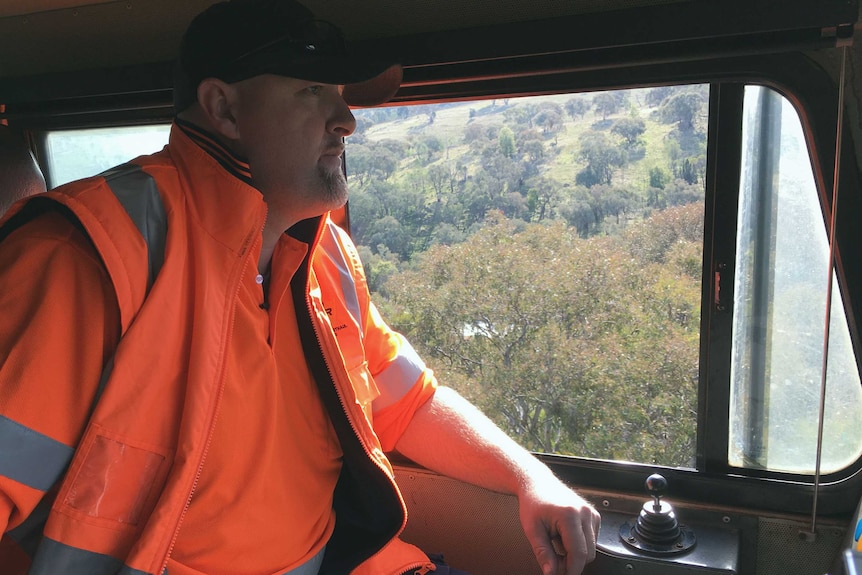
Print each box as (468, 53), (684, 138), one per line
(45, 125), (170, 188)
(730, 85), (862, 474)
(349, 87), (709, 467)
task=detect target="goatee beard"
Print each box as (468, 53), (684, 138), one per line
(320, 166), (349, 206)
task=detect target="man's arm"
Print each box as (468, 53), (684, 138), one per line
(394, 385), (600, 575)
(0, 212), (119, 534)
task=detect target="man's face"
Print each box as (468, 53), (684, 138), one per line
(232, 74), (356, 226)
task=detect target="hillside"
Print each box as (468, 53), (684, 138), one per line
(345, 85), (709, 265)
(353, 87), (705, 197)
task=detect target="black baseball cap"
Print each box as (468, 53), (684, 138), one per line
(173, 0), (402, 112)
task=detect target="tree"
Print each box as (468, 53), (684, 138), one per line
(521, 140), (545, 164)
(347, 140), (403, 183)
(464, 123), (484, 143)
(498, 126), (516, 158)
(504, 103), (539, 127)
(356, 244), (401, 296)
(558, 186), (597, 237)
(659, 91), (705, 133)
(380, 213), (700, 465)
(576, 131), (626, 187)
(430, 223), (467, 246)
(645, 85), (675, 108)
(565, 97), (590, 120)
(533, 106), (564, 135)
(649, 166), (671, 189)
(611, 117), (646, 148)
(594, 93), (620, 120)
(367, 215), (410, 259)
(427, 163), (457, 203)
(624, 202), (704, 264)
(665, 178), (704, 206)
(524, 177), (560, 221)
(677, 157), (698, 184)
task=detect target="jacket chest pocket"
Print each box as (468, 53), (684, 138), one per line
(57, 424), (172, 529)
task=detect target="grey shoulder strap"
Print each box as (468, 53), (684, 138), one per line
(92, 163), (168, 405)
(100, 163), (167, 294)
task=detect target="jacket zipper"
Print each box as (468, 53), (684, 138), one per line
(304, 291), (390, 473)
(159, 221), (262, 574)
(303, 265), (416, 570)
(405, 562), (437, 575)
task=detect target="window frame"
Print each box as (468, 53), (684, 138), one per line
(540, 55), (862, 517)
(366, 51), (862, 515)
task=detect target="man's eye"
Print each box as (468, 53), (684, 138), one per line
(307, 85), (323, 95)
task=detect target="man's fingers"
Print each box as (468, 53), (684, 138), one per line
(556, 502), (600, 573)
(520, 485), (601, 574)
(557, 517), (588, 574)
(583, 506), (600, 561)
(524, 518), (561, 575)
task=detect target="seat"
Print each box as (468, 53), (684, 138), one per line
(0, 125), (47, 216)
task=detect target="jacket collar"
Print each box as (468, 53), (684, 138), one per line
(169, 120), (327, 256)
(175, 118), (253, 186)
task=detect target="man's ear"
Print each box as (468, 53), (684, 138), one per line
(196, 78), (240, 140)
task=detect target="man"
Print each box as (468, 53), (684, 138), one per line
(0, 0), (600, 574)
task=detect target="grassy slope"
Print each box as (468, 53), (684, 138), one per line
(354, 89), (680, 197)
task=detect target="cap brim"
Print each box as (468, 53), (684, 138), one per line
(270, 58), (402, 107)
(342, 63), (402, 107)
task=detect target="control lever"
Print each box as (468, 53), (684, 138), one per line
(620, 473), (697, 555)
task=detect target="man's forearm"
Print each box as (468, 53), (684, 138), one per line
(393, 385), (600, 575)
(394, 385), (558, 496)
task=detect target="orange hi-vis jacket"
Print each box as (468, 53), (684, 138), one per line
(0, 124), (437, 575)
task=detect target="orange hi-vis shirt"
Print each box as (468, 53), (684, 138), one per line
(168, 232), (341, 575)
(0, 121), (438, 575)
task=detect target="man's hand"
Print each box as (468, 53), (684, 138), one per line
(518, 477), (600, 575)
(394, 386), (601, 573)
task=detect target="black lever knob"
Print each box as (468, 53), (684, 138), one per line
(645, 473), (668, 512)
(620, 473), (696, 555)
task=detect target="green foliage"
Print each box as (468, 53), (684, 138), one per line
(498, 126), (516, 158)
(623, 203), (704, 264)
(350, 85), (710, 247)
(611, 117), (646, 148)
(533, 103), (565, 135)
(348, 89), (711, 467)
(649, 166), (671, 189)
(659, 91), (706, 133)
(357, 245), (401, 297)
(594, 92), (621, 119)
(381, 207), (703, 466)
(565, 97), (590, 119)
(577, 131), (627, 187)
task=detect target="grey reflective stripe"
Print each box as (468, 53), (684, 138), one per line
(100, 163), (167, 293)
(321, 221), (364, 337)
(282, 544), (326, 575)
(6, 489), (56, 558)
(371, 339), (427, 411)
(29, 537), (153, 575)
(0, 414), (73, 491)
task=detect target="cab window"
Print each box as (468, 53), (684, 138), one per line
(346, 83), (862, 477)
(45, 125), (170, 188)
